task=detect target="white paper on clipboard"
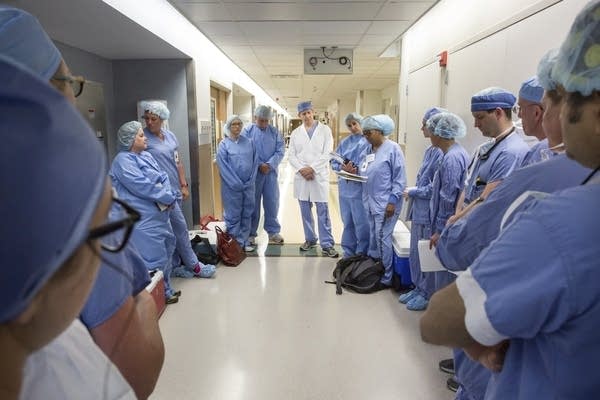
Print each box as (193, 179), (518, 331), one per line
(335, 170), (367, 182)
(418, 239), (445, 272)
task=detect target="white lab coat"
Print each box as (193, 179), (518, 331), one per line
(20, 319), (136, 400)
(288, 122), (333, 202)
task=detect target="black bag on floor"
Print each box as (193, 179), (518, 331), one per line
(327, 255), (385, 295)
(191, 235), (220, 265)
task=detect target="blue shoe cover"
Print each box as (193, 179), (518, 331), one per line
(406, 294), (429, 311)
(194, 264), (216, 278)
(171, 266), (195, 279)
(398, 289), (419, 304)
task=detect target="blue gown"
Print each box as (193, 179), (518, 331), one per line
(242, 124), (285, 237)
(109, 150), (177, 296)
(144, 128), (201, 270)
(464, 131), (529, 204)
(456, 179), (600, 400)
(360, 139), (406, 285)
(331, 133), (371, 257)
(423, 143), (469, 298)
(216, 135), (258, 247)
(520, 138), (548, 167)
(407, 145), (443, 293)
(436, 154), (591, 400)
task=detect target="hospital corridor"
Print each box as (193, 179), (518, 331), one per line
(2, 0), (599, 399)
(152, 158), (454, 400)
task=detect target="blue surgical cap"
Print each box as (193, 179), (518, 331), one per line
(344, 112), (363, 125)
(0, 58), (107, 323)
(254, 105), (273, 119)
(551, 0), (600, 96)
(297, 101), (312, 113)
(118, 121), (142, 151)
(519, 76), (544, 104)
(224, 115), (243, 137)
(537, 49), (559, 91)
(142, 101), (170, 120)
(361, 114), (395, 136)
(423, 107), (447, 123)
(471, 87), (516, 112)
(426, 112), (467, 139)
(0, 6), (62, 80)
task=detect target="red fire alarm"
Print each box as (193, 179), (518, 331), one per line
(438, 50), (448, 67)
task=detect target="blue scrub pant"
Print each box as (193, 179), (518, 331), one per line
(339, 195), (370, 257)
(367, 210), (400, 286)
(453, 349), (491, 400)
(223, 183), (255, 246)
(409, 222), (436, 295)
(250, 171), (281, 237)
(170, 199), (200, 268)
(299, 200), (334, 248)
(130, 216), (176, 297)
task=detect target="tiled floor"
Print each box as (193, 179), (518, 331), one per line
(151, 157), (455, 400)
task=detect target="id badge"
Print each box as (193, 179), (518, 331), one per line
(174, 150), (180, 163)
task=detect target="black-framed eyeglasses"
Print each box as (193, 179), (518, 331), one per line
(87, 196), (141, 253)
(51, 74), (86, 97)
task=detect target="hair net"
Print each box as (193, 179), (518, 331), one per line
(142, 101), (170, 120)
(551, 0), (600, 96)
(0, 58), (107, 323)
(0, 6), (62, 80)
(254, 105), (273, 119)
(471, 87), (516, 112)
(118, 121), (142, 151)
(537, 49), (560, 91)
(224, 115), (243, 137)
(426, 112), (467, 139)
(344, 112), (363, 126)
(519, 76), (544, 103)
(422, 107), (447, 123)
(297, 101), (312, 113)
(361, 114), (395, 136)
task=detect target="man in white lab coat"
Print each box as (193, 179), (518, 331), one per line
(288, 101), (339, 257)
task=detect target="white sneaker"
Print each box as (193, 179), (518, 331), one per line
(244, 244), (256, 252)
(268, 233), (284, 244)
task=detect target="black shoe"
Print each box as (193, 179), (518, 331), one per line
(173, 290), (182, 297)
(439, 358), (454, 374)
(165, 295), (179, 304)
(446, 376), (459, 393)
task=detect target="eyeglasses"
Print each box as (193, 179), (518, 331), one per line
(512, 103), (543, 115)
(51, 74), (86, 98)
(87, 196), (141, 253)
(363, 130), (375, 136)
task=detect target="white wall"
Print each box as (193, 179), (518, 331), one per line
(399, 0), (588, 184)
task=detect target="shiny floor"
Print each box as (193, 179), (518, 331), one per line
(151, 158), (454, 400)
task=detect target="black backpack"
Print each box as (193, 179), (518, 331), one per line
(327, 255), (385, 295)
(190, 235), (220, 265)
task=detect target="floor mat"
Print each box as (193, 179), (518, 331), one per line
(246, 244), (343, 257)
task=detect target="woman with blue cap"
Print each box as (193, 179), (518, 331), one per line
(216, 115), (259, 251)
(407, 112), (469, 312)
(421, 2), (600, 399)
(330, 112), (370, 258)
(0, 58), (136, 399)
(399, 107), (444, 306)
(110, 121), (180, 304)
(142, 101), (216, 279)
(359, 114), (407, 288)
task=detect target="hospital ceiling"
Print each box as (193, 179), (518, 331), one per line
(7, 0), (438, 114)
(168, 0), (438, 113)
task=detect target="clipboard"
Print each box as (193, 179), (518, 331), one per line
(335, 170), (367, 182)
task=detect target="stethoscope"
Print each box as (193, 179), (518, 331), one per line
(581, 165), (600, 185)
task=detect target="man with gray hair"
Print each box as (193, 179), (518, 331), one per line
(242, 105), (286, 245)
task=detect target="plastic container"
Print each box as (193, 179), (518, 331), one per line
(392, 220), (412, 285)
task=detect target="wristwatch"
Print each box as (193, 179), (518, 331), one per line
(181, 183), (189, 188)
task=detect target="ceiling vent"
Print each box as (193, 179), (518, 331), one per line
(304, 47), (353, 75)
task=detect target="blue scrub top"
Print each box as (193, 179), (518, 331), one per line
(409, 145), (443, 224)
(457, 181), (600, 400)
(430, 143), (469, 234)
(144, 128), (182, 199)
(436, 154), (591, 271)
(216, 135), (258, 190)
(464, 131), (529, 204)
(242, 124), (285, 172)
(331, 133), (370, 199)
(520, 138), (549, 167)
(360, 139), (406, 215)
